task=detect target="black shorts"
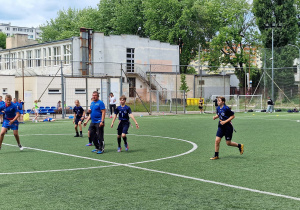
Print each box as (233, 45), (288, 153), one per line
(198, 106), (203, 109)
(216, 124), (233, 140)
(117, 121), (130, 135)
(75, 118), (84, 125)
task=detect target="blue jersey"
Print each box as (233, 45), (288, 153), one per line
(0, 103), (20, 120)
(43, 118), (53, 122)
(0, 101), (5, 106)
(115, 105), (132, 121)
(73, 106), (84, 119)
(16, 102), (23, 110)
(217, 105), (234, 126)
(90, 100), (105, 123)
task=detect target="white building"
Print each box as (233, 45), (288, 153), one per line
(0, 22), (42, 40)
(0, 28), (179, 109)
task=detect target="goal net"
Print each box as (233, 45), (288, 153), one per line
(211, 95), (263, 112)
(150, 90), (186, 113)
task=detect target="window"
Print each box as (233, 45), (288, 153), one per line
(5, 27), (9, 30)
(18, 52), (22, 69)
(126, 48), (135, 73)
(28, 35), (33, 39)
(4, 54), (9, 70)
(2, 88), (8, 95)
(198, 80), (205, 85)
(75, 89), (86, 94)
(43, 48), (47, 66)
(48, 47), (52, 66)
(27, 51), (33, 68)
(35, 49), (41, 67)
(6, 33), (10, 36)
(13, 28), (17, 31)
(18, 28), (22, 31)
(48, 89), (61, 94)
(11, 53), (16, 69)
(53, 46), (61, 66)
(63, 45), (71, 65)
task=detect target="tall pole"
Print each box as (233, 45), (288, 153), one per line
(271, 28), (274, 101)
(199, 44), (203, 98)
(176, 65), (178, 114)
(120, 63), (123, 96)
(61, 61), (65, 119)
(149, 64), (152, 115)
(22, 59), (25, 108)
(298, 48), (300, 109)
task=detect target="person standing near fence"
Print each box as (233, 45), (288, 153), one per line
(84, 91), (106, 154)
(109, 93), (116, 118)
(266, 97), (273, 113)
(73, 100), (85, 137)
(198, 98), (204, 114)
(32, 100), (39, 123)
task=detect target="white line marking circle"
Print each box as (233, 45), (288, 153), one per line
(1, 133), (198, 175)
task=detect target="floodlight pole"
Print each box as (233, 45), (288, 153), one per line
(271, 28), (274, 102)
(61, 61), (65, 119)
(288, 44), (300, 109)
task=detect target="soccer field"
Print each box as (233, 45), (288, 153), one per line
(0, 112), (299, 209)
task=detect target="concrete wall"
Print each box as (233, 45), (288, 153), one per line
(6, 34), (38, 49)
(0, 75), (15, 98)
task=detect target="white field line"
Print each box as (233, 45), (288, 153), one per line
(3, 142), (300, 201)
(0, 165), (119, 175)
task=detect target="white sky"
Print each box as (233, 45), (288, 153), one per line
(0, 0), (100, 28)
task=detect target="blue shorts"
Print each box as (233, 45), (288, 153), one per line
(18, 110), (23, 114)
(75, 118), (84, 125)
(2, 119), (19, 130)
(117, 121), (130, 135)
(216, 124), (233, 140)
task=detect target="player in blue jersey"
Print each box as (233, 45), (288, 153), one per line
(84, 91), (106, 154)
(210, 96), (244, 160)
(0, 96), (5, 124)
(111, 95), (139, 152)
(39, 117), (56, 122)
(17, 99), (24, 123)
(0, 95), (23, 151)
(73, 100), (85, 137)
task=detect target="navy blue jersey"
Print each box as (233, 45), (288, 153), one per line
(0, 103), (20, 120)
(90, 100), (106, 123)
(217, 105), (234, 125)
(115, 105), (132, 121)
(73, 106), (84, 119)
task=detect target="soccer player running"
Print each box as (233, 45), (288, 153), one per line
(210, 96), (243, 160)
(83, 91), (105, 154)
(32, 100), (39, 123)
(111, 95), (139, 152)
(0, 95), (23, 151)
(73, 100), (85, 137)
(17, 99), (24, 123)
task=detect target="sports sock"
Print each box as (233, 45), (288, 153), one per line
(123, 137), (127, 145)
(80, 131), (82, 135)
(214, 152), (219, 157)
(88, 137), (92, 143)
(117, 137), (121, 147)
(238, 144), (241, 149)
(76, 132), (79, 136)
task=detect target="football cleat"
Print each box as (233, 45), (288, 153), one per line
(117, 147), (122, 152)
(239, 144), (244, 155)
(124, 144), (129, 151)
(86, 143), (93, 146)
(210, 156), (219, 160)
(19, 145), (24, 151)
(91, 149), (98, 153)
(97, 150), (103, 154)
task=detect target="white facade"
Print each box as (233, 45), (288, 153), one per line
(0, 23), (42, 40)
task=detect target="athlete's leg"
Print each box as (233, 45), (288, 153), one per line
(13, 130), (21, 145)
(0, 127), (7, 148)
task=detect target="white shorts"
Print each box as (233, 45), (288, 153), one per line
(34, 109), (39, 114)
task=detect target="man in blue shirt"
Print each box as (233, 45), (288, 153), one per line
(111, 95), (139, 152)
(84, 91), (106, 154)
(0, 95), (23, 151)
(210, 96), (243, 160)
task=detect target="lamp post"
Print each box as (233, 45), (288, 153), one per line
(288, 44), (300, 109)
(265, 23), (282, 101)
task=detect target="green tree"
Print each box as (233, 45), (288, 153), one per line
(253, 0), (299, 99)
(0, 32), (6, 49)
(201, 0), (260, 89)
(179, 74), (190, 94)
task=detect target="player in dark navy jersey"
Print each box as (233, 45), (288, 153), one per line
(111, 95), (139, 152)
(0, 95), (23, 151)
(210, 96), (244, 160)
(73, 100), (85, 137)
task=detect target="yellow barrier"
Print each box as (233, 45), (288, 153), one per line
(187, 98), (204, 106)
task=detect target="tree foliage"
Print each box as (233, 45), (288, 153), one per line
(0, 32), (6, 49)
(253, 0), (299, 99)
(179, 74), (190, 93)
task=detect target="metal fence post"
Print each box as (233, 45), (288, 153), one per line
(61, 61), (65, 119)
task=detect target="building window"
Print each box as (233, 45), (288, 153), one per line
(4, 54), (9, 70)
(28, 35), (33, 39)
(35, 49), (41, 67)
(198, 80), (205, 85)
(2, 88), (8, 95)
(48, 47), (52, 66)
(13, 28), (17, 31)
(18, 52), (22, 69)
(75, 89), (86, 94)
(27, 50), (33, 68)
(18, 28), (22, 31)
(126, 48), (135, 73)
(11, 53), (16, 69)
(48, 89), (61, 94)
(6, 33), (10, 36)
(5, 27), (9, 31)
(63, 45), (71, 65)
(43, 48), (47, 67)
(128, 77), (136, 97)
(53, 46), (61, 66)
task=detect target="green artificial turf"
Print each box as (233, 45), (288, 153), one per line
(0, 112), (299, 209)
